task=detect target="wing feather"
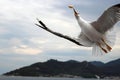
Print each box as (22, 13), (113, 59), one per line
(91, 4), (120, 34)
(76, 32), (93, 47)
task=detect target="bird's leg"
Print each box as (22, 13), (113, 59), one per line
(68, 5), (79, 17)
(97, 42), (108, 53)
(101, 38), (112, 51)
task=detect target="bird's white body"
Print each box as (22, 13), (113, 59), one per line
(77, 17), (102, 42)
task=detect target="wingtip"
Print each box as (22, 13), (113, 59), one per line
(112, 4), (120, 8)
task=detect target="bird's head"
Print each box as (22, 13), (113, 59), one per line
(68, 5), (79, 19)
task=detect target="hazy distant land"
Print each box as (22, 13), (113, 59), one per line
(3, 59), (120, 79)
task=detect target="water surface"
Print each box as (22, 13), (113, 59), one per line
(0, 76), (114, 80)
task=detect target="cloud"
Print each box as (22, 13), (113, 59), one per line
(0, 37), (43, 55)
(0, 0), (119, 57)
(0, 0), (119, 58)
(0, 46), (42, 55)
(13, 46), (42, 55)
(0, 27), (9, 35)
(29, 38), (48, 44)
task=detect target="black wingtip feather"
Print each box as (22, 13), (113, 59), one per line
(39, 21), (46, 27)
(112, 4), (120, 8)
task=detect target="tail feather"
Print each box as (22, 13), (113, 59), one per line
(92, 44), (105, 56)
(92, 29), (116, 55)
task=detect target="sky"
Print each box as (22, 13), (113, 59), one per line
(0, 0), (120, 74)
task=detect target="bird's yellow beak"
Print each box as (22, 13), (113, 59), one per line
(68, 5), (79, 17)
(68, 5), (73, 8)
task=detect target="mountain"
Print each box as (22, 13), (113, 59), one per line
(102, 59), (120, 76)
(3, 59), (120, 78)
(90, 61), (104, 67)
(3, 59), (100, 78)
(105, 59), (120, 67)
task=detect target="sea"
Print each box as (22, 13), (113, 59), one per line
(0, 76), (116, 80)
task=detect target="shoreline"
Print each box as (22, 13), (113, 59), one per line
(1, 75), (120, 79)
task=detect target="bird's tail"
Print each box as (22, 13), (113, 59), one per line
(92, 43), (104, 56)
(92, 29), (116, 56)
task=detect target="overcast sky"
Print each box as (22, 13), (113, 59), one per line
(0, 0), (120, 74)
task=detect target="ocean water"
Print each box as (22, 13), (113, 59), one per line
(0, 76), (114, 80)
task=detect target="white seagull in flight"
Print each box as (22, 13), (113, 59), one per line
(36, 4), (120, 55)
(68, 4), (120, 55)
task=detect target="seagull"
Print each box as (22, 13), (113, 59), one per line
(36, 4), (120, 55)
(68, 4), (120, 55)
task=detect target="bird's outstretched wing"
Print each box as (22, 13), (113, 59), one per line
(91, 4), (120, 34)
(36, 19), (83, 46)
